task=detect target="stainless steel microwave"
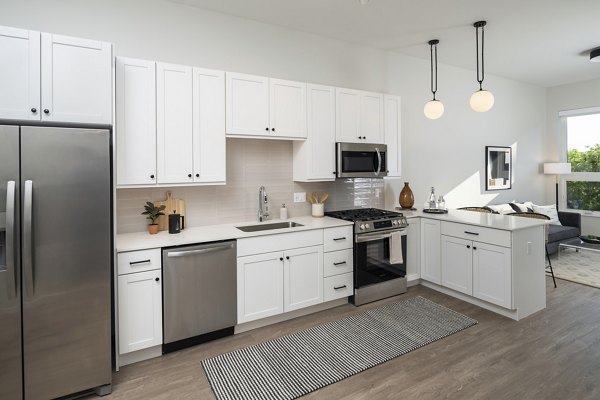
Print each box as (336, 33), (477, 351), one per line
(336, 142), (387, 178)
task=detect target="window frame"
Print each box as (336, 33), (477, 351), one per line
(558, 107), (600, 216)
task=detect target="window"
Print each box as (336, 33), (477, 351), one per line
(560, 108), (600, 213)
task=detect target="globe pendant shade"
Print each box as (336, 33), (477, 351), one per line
(470, 89), (494, 112)
(424, 100), (444, 119)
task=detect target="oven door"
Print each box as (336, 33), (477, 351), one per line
(354, 229), (407, 288)
(336, 142), (387, 178)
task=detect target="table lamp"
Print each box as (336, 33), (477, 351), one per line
(543, 162), (572, 210)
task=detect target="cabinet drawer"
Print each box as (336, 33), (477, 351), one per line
(323, 272), (353, 302)
(323, 249), (353, 277)
(323, 226), (353, 252)
(117, 248), (162, 275)
(441, 221), (510, 248)
(237, 229), (322, 257)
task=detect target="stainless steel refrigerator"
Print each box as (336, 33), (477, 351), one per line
(0, 125), (112, 399)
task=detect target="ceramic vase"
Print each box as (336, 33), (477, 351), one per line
(399, 182), (414, 209)
(312, 203), (324, 217)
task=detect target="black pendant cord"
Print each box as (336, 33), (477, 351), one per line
(429, 39), (439, 100)
(474, 21), (486, 90)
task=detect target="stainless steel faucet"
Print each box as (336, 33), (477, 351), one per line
(258, 186), (269, 222)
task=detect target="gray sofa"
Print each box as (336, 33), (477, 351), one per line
(547, 211), (581, 255)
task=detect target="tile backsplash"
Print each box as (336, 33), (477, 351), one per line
(116, 139), (384, 233)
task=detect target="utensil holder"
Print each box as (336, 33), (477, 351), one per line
(312, 203), (324, 217)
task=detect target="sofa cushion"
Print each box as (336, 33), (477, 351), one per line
(548, 225), (580, 243)
(487, 204), (514, 214)
(510, 202), (534, 213)
(532, 204), (561, 225)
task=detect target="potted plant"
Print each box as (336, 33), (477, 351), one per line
(142, 201), (166, 234)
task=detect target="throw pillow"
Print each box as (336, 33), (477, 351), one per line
(487, 204), (515, 215)
(531, 204), (561, 225)
(509, 201), (533, 213)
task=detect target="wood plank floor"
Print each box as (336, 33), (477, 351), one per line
(95, 278), (600, 399)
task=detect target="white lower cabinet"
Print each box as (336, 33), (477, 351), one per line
(420, 218), (441, 284)
(323, 272), (353, 302)
(473, 242), (512, 308)
(441, 235), (473, 295)
(117, 269), (162, 354)
(237, 251), (284, 323)
(284, 246), (323, 312)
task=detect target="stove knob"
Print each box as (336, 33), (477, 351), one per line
(360, 224), (365, 230)
(392, 220), (397, 226)
(365, 223), (370, 229)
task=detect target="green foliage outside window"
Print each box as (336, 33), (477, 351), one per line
(568, 144), (600, 172)
(567, 144), (600, 211)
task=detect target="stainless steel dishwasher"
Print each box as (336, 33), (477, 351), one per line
(162, 240), (236, 353)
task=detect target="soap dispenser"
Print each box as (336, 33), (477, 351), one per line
(280, 203), (288, 220)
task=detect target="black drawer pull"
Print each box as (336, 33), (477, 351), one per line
(155, 277), (160, 282)
(473, 247), (477, 250)
(129, 259), (151, 265)
(333, 237), (346, 241)
(334, 285), (347, 290)
(467, 245), (471, 249)
(333, 261), (347, 266)
(464, 231), (479, 236)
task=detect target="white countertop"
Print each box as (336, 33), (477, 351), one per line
(116, 216), (353, 252)
(394, 208), (548, 231)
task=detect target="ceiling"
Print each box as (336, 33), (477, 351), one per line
(170, 0), (600, 87)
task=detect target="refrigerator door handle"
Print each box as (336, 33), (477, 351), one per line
(24, 180), (34, 297)
(6, 181), (16, 298)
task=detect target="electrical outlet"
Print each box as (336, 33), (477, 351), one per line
(294, 192), (306, 203)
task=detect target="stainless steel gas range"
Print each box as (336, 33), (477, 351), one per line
(325, 208), (409, 305)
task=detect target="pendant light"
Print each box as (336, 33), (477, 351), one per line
(424, 39), (444, 119)
(470, 21), (494, 112)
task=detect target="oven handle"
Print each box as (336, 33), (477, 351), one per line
(356, 229), (407, 243)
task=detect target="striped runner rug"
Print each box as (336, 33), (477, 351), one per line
(202, 296), (477, 400)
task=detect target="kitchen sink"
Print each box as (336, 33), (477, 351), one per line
(236, 221), (304, 232)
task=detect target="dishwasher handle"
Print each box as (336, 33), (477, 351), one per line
(166, 243), (234, 258)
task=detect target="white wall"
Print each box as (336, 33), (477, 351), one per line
(384, 52), (547, 210)
(3, 0), (550, 231)
(546, 77), (600, 234)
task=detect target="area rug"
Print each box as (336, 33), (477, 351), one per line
(201, 296), (477, 400)
(551, 248), (600, 289)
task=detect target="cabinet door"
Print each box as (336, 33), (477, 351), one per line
(269, 78), (306, 138)
(361, 91), (384, 144)
(237, 251), (284, 323)
(420, 219), (441, 284)
(441, 235), (473, 295)
(156, 62), (193, 184)
(0, 26), (40, 120)
(40, 33), (112, 124)
(284, 245), (323, 312)
(405, 219), (420, 281)
(384, 94), (401, 177)
(192, 67), (226, 184)
(335, 87), (361, 143)
(473, 242), (512, 309)
(226, 72), (269, 136)
(117, 270), (162, 354)
(116, 57), (157, 186)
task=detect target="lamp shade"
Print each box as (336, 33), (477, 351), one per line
(470, 90), (494, 112)
(424, 100), (444, 119)
(543, 162), (572, 174)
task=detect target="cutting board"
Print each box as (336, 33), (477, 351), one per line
(155, 191), (186, 231)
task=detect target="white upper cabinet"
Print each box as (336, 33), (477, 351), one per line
(192, 68), (226, 184)
(384, 94), (401, 177)
(116, 57), (157, 186)
(269, 78), (306, 138)
(335, 87), (361, 143)
(226, 72), (307, 139)
(336, 88), (384, 144)
(226, 72), (270, 137)
(156, 62), (193, 184)
(360, 91), (384, 144)
(0, 26), (40, 120)
(41, 33), (112, 125)
(293, 84), (336, 181)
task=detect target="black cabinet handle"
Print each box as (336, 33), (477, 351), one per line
(333, 171), (336, 175)
(358, 136), (362, 139)
(467, 245), (471, 249)
(333, 237), (346, 241)
(334, 285), (347, 290)
(195, 173), (200, 178)
(464, 231), (479, 236)
(188, 173), (192, 178)
(333, 261), (347, 266)
(286, 256), (290, 260)
(473, 247), (477, 250)
(150, 174), (155, 179)
(279, 257), (284, 261)
(265, 127), (269, 131)
(155, 277), (160, 282)
(43, 109), (49, 114)
(271, 128), (275, 131)
(130, 259), (151, 265)
(31, 108), (37, 113)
